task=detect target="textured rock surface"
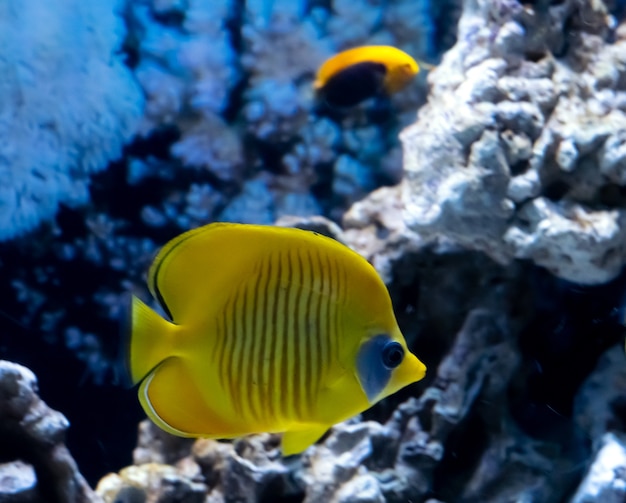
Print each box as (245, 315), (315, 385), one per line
(570, 433), (626, 503)
(0, 360), (100, 503)
(401, 0), (626, 284)
(86, 204), (626, 502)
(574, 345), (626, 447)
(0, 461), (39, 503)
(96, 305), (592, 503)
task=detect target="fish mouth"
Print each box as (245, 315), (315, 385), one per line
(386, 351), (427, 396)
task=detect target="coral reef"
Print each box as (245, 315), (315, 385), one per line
(3, 0), (626, 502)
(0, 0), (143, 240)
(0, 360), (99, 503)
(401, 0), (626, 284)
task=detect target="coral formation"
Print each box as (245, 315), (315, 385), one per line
(3, 0), (626, 502)
(570, 433), (626, 503)
(401, 0), (626, 284)
(126, 0), (433, 229)
(0, 360), (99, 502)
(0, 0), (143, 240)
(570, 344), (626, 502)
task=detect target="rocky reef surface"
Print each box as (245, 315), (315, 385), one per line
(0, 360), (100, 503)
(2, 0), (626, 502)
(402, 0), (626, 285)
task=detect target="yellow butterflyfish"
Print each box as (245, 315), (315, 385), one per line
(128, 223), (426, 455)
(313, 45), (420, 108)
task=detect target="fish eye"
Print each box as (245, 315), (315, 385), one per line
(381, 341), (404, 369)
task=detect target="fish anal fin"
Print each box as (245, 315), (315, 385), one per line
(281, 425), (330, 456)
(139, 357), (238, 438)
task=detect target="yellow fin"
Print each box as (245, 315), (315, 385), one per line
(129, 295), (177, 385)
(138, 359), (193, 437)
(147, 223), (250, 323)
(281, 425), (330, 456)
(139, 356), (243, 438)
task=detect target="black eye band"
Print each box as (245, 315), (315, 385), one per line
(381, 341), (404, 369)
(356, 335), (404, 402)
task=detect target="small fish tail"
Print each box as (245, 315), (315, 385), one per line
(128, 295), (177, 385)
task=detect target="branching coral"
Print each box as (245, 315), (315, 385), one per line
(0, 0), (143, 240)
(130, 0), (243, 179)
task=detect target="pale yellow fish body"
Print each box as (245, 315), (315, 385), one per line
(129, 223), (426, 455)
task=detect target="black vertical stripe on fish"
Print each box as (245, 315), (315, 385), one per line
(229, 294), (243, 416)
(268, 254), (281, 420)
(218, 296), (233, 395)
(239, 279), (257, 421)
(308, 248), (326, 389)
(277, 254), (293, 417)
(281, 251), (294, 418)
(229, 291), (243, 415)
(280, 251), (298, 417)
(262, 255), (275, 420)
(322, 253), (334, 369)
(316, 250), (332, 365)
(279, 251), (291, 420)
(250, 259), (265, 422)
(340, 259), (348, 306)
(331, 257), (342, 359)
(297, 249), (314, 415)
(244, 270), (257, 420)
(289, 249), (304, 419)
(324, 252), (339, 358)
(333, 260), (346, 352)
(221, 296), (233, 410)
(272, 252), (282, 421)
(215, 301), (226, 389)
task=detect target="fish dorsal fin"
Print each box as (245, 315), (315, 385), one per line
(147, 222), (376, 325)
(147, 223), (252, 323)
(281, 425), (330, 456)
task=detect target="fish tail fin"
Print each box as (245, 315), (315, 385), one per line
(128, 295), (177, 385)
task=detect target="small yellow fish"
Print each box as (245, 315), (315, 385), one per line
(314, 45), (420, 108)
(128, 223), (426, 455)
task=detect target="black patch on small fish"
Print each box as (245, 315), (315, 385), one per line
(317, 61), (387, 108)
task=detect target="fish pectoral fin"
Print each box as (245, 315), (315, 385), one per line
(281, 425), (330, 456)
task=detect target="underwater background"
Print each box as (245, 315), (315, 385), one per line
(3, 0), (626, 501)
